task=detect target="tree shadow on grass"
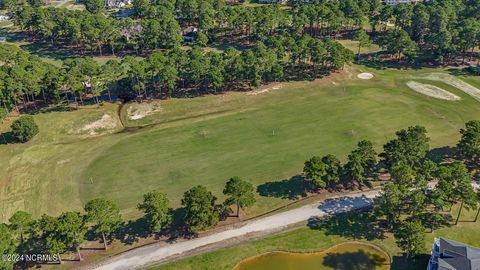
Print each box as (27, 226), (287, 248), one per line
(111, 209), (195, 246)
(426, 146), (457, 163)
(391, 254), (429, 270)
(114, 217), (150, 245)
(317, 195), (373, 215)
(414, 211), (453, 232)
(308, 209), (385, 241)
(256, 175), (309, 200)
(0, 30), (27, 43)
(323, 250), (388, 270)
(20, 41), (78, 62)
(35, 103), (73, 114)
(0, 131), (15, 144)
(447, 67), (480, 77)
(356, 58), (388, 70)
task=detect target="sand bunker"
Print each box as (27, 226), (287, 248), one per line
(406, 81), (461, 101)
(78, 114), (119, 135)
(421, 73), (480, 101)
(357, 73), (374, 80)
(127, 102), (163, 120)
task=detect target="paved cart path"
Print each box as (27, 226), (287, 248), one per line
(90, 190), (380, 270)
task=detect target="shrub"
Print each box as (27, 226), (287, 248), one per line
(0, 108), (6, 120)
(10, 116), (39, 143)
(196, 32), (209, 47)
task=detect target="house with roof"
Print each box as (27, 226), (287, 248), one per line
(427, 238), (480, 270)
(0, 15), (9, 22)
(181, 26), (198, 42)
(104, 0), (132, 9)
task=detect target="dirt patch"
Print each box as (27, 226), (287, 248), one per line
(421, 73), (480, 101)
(76, 114), (119, 136)
(127, 102), (163, 120)
(343, 66), (354, 79)
(247, 84), (283, 95)
(357, 73), (374, 80)
(406, 81), (461, 101)
(57, 159), (71, 165)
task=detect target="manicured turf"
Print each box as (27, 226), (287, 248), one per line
(1, 66), (480, 222)
(337, 39), (382, 55)
(84, 66), (480, 217)
(0, 103), (125, 221)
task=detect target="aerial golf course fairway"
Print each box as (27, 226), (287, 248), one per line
(1, 65), (479, 221)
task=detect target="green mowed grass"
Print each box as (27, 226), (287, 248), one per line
(337, 39), (382, 54)
(1, 66), (480, 222)
(0, 104), (125, 221)
(83, 67), (480, 217)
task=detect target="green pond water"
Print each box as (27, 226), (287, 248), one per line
(233, 242), (390, 270)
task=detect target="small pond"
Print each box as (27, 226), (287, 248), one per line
(233, 242), (390, 270)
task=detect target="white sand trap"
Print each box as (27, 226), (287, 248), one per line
(421, 73), (480, 101)
(406, 81), (461, 101)
(357, 73), (374, 80)
(78, 114), (119, 135)
(127, 102), (163, 120)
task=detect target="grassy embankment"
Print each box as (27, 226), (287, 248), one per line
(154, 204), (480, 270)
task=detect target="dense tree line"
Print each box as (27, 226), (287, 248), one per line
(5, 1), (127, 54)
(5, 0), (479, 65)
(374, 121), (480, 258)
(0, 38), (352, 112)
(3, 1), (291, 54)
(380, 0), (480, 62)
(292, 0), (480, 63)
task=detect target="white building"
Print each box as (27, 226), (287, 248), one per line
(104, 0), (132, 9)
(181, 26), (198, 42)
(427, 238), (480, 270)
(0, 15), (9, 22)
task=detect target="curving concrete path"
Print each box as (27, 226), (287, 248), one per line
(89, 190), (380, 270)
